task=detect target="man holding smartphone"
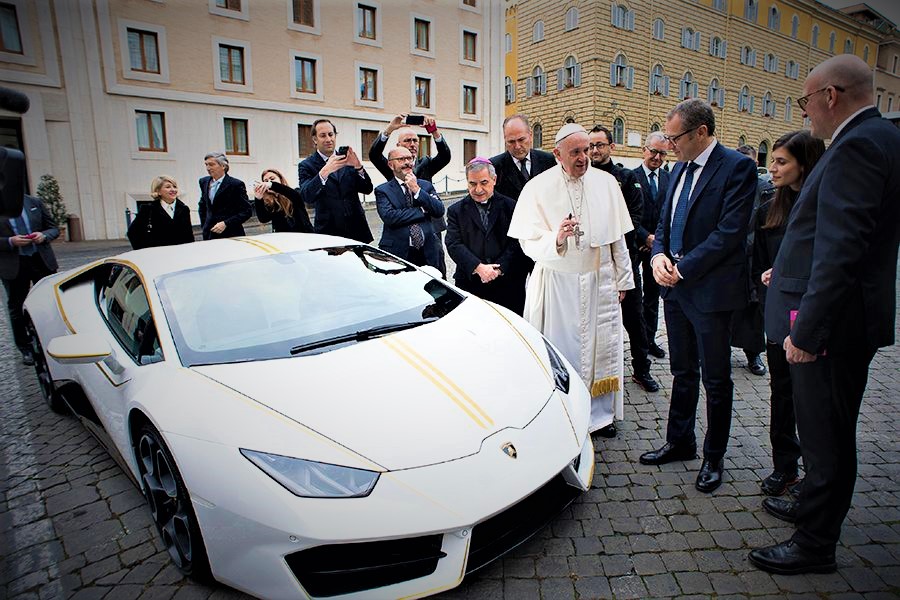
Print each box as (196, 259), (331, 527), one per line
(0, 194), (59, 365)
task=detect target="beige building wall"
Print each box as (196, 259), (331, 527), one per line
(509, 0), (883, 167)
(0, 0), (503, 241)
(875, 35), (900, 113)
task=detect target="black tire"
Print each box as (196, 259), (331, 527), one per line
(24, 318), (67, 413)
(135, 420), (212, 581)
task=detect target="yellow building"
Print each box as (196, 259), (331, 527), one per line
(0, 0), (503, 240)
(506, 0), (884, 166)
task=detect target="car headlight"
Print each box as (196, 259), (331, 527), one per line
(543, 339), (570, 394)
(240, 449), (380, 498)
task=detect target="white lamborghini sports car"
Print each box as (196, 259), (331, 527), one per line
(23, 233), (595, 599)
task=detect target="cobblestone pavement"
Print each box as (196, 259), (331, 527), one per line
(1, 232), (898, 599)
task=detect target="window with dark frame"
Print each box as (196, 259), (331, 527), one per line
(414, 18), (430, 51)
(0, 3), (22, 54)
(127, 28), (160, 73)
(463, 31), (477, 62)
(295, 56), (316, 93)
(463, 85), (477, 114)
(224, 118), (248, 155)
(463, 139), (476, 165)
(293, 0), (314, 26)
(135, 111), (167, 152)
(360, 68), (377, 101)
(418, 135), (430, 160)
(298, 124), (313, 157)
(361, 129), (379, 162)
(415, 77), (430, 109)
(358, 4), (376, 39)
(463, 0), (476, 6)
(215, 0), (241, 10)
(219, 44), (244, 84)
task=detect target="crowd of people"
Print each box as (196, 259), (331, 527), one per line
(2, 54), (897, 579)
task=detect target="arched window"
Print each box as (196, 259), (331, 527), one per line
(653, 18), (664, 40)
(610, 53), (633, 89)
(791, 15), (799, 39)
(844, 38), (853, 54)
(708, 78), (724, 106)
(650, 122), (661, 132)
(829, 31), (836, 53)
(738, 135), (746, 147)
(565, 7), (579, 31)
(713, 0), (726, 12)
(710, 36), (725, 58)
(741, 45), (756, 66)
(784, 97), (793, 122)
(533, 123), (543, 148)
(763, 91), (775, 117)
(559, 55), (581, 88)
(504, 33), (511, 54)
(532, 20), (544, 42)
(744, 0), (758, 22)
(613, 118), (624, 145)
(739, 86), (750, 111)
(504, 76), (514, 104)
(758, 140), (769, 167)
(529, 66), (546, 96)
(611, 2), (632, 30)
(768, 5), (780, 31)
(679, 71), (697, 99)
(649, 63), (669, 96)
(765, 53), (778, 72)
(811, 25), (819, 47)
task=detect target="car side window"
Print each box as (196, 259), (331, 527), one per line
(96, 264), (162, 365)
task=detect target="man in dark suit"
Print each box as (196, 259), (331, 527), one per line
(632, 132), (671, 360)
(0, 195), (59, 365)
(639, 99), (757, 494)
(198, 152), (251, 240)
(446, 158), (529, 315)
(298, 119), (374, 243)
(369, 114), (450, 274)
(749, 55), (900, 576)
(489, 114), (556, 201)
(590, 125), (659, 395)
(374, 147), (444, 268)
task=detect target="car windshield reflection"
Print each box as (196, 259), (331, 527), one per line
(156, 246), (463, 366)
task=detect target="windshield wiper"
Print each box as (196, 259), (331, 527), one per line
(290, 319), (437, 355)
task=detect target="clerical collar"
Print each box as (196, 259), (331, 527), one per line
(474, 196), (492, 207)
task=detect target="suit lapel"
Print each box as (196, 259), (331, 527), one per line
(686, 146), (724, 215)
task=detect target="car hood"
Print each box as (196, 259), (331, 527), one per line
(192, 299), (557, 471)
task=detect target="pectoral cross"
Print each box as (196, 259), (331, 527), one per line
(573, 224), (585, 249)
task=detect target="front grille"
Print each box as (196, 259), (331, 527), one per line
(466, 473), (582, 573)
(285, 535), (445, 598)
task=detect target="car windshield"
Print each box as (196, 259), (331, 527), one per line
(156, 245), (463, 366)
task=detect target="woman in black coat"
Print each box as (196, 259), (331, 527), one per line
(128, 175), (195, 250)
(253, 168), (313, 233)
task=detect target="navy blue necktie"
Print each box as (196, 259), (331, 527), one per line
(670, 162), (699, 257)
(648, 171), (658, 200)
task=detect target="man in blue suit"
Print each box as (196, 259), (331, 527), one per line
(298, 119), (374, 243)
(631, 131), (671, 360)
(639, 99), (757, 494)
(749, 55), (900, 575)
(374, 147), (445, 269)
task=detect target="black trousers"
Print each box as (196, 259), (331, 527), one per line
(766, 341), (800, 474)
(664, 294), (735, 461)
(639, 251), (661, 344)
(620, 252), (650, 376)
(790, 346), (876, 553)
(2, 255), (54, 352)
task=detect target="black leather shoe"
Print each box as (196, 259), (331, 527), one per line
(787, 477), (804, 498)
(639, 442), (697, 465)
(632, 372), (660, 392)
(762, 497), (798, 523)
(648, 343), (666, 359)
(748, 540), (836, 575)
(695, 458), (724, 493)
(595, 423), (617, 438)
(761, 471), (799, 496)
(747, 354), (767, 376)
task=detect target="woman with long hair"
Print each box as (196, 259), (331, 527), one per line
(753, 130), (825, 497)
(127, 175), (194, 249)
(253, 168), (313, 233)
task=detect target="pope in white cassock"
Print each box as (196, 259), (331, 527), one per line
(508, 123), (634, 435)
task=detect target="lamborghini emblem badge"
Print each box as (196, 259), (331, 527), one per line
(501, 442), (517, 459)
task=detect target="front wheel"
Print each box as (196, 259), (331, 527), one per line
(24, 318), (67, 413)
(136, 421), (211, 580)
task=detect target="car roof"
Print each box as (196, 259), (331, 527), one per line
(110, 233), (359, 281)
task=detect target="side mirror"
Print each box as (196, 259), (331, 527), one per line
(47, 334), (112, 364)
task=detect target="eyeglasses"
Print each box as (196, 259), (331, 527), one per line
(644, 148), (668, 158)
(796, 85), (844, 110)
(663, 126), (700, 145)
(588, 142), (609, 150)
(388, 156), (414, 163)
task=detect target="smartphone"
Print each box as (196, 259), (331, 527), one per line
(335, 146), (349, 156)
(404, 115), (425, 126)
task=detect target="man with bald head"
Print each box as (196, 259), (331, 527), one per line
(508, 123), (634, 437)
(490, 114), (557, 201)
(750, 55), (900, 575)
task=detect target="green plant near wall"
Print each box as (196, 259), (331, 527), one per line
(35, 174), (67, 227)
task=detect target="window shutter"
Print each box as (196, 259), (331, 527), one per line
(610, 63), (617, 86)
(694, 31), (701, 51)
(751, 50), (758, 67)
(626, 66), (634, 90)
(663, 76), (670, 96)
(749, 95), (755, 113)
(526, 77), (533, 97)
(681, 28), (688, 47)
(722, 40), (727, 58)
(574, 63), (581, 87)
(680, 80), (686, 98)
(692, 82), (699, 98)
(718, 89), (725, 106)
(709, 37), (714, 55)
(610, 3), (617, 26)
(557, 68), (565, 91)
(774, 57), (779, 72)
(540, 74), (546, 95)
(626, 10), (635, 31)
